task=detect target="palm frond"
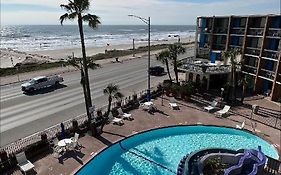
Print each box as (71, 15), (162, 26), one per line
(114, 92), (124, 99)
(68, 12), (78, 19)
(60, 4), (73, 12)
(82, 14), (101, 29)
(156, 50), (170, 64)
(59, 13), (69, 25)
(67, 57), (80, 69)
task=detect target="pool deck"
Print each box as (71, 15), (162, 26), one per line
(7, 95), (281, 175)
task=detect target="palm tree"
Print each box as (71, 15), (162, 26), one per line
(239, 74), (252, 103)
(156, 50), (172, 82)
(60, 0), (100, 135)
(222, 48), (241, 102)
(101, 84), (123, 130)
(168, 44), (186, 84)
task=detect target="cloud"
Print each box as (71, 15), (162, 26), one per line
(1, 0), (279, 25)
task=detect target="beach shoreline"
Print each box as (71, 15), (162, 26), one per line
(0, 37), (194, 68)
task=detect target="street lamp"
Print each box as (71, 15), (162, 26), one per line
(129, 14), (151, 101)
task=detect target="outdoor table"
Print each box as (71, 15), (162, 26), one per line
(58, 138), (72, 147)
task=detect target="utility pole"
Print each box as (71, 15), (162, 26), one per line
(133, 39), (135, 57)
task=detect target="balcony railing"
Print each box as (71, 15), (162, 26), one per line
(259, 69), (275, 80)
(248, 28), (264, 36)
(262, 50), (279, 60)
(242, 65), (257, 75)
(245, 47), (260, 56)
(230, 28), (245, 35)
(267, 28), (281, 38)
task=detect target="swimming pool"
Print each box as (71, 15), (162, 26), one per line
(76, 125), (279, 175)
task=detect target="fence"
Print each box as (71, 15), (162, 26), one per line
(0, 86), (159, 155)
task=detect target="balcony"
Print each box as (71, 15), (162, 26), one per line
(242, 65), (257, 75)
(245, 47), (260, 57)
(230, 28), (245, 36)
(247, 28), (264, 37)
(267, 28), (281, 38)
(212, 44), (225, 50)
(213, 28), (228, 34)
(197, 47), (209, 59)
(200, 27), (212, 34)
(259, 69), (275, 80)
(262, 49), (279, 61)
(277, 73), (281, 83)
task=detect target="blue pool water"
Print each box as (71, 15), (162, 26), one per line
(76, 126), (279, 175)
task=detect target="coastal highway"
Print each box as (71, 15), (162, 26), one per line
(0, 48), (194, 147)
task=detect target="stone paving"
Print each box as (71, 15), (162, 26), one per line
(6, 94), (280, 175)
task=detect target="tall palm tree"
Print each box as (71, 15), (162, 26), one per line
(222, 48), (241, 102)
(168, 44), (186, 84)
(102, 84), (123, 130)
(60, 0), (100, 135)
(156, 50), (172, 82)
(239, 74), (252, 103)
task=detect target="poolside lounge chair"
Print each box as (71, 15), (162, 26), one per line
(71, 133), (82, 149)
(117, 108), (133, 120)
(108, 112), (124, 125)
(169, 102), (179, 110)
(16, 152), (35, 175)
(215, 105), (231, 117)
(203, 101), (218, 112)
(236, 120), (245, 129)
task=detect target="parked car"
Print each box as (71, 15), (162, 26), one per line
(21, 75), (64, 93)
(149, 66), (165, 76)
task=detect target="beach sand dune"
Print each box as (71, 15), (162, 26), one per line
(0, 48), (56, 68)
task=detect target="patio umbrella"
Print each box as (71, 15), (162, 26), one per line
(60, 123), (65, 139)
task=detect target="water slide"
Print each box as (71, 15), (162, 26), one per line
(224, 150), (252, 175)
(248, 147), (267, 175)
(224, 146), (267, 175)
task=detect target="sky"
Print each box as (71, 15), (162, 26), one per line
(1, 0), (280, 25)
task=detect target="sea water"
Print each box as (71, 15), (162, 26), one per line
(0, 25), (195, 51)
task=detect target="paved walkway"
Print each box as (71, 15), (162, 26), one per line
(6, 95), (281, 175)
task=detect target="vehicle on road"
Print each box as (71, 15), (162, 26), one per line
(21, 75), (64, 93)
(149, 66), (165, 76)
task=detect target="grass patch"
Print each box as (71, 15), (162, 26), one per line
(0, 61), (69, 77)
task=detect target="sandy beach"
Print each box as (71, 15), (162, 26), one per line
(0, 37), (194, 68)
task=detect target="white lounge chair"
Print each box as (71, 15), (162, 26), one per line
(71, 133), (82, 149)
(236, 120), (246, 129)
(169, 102), (179, 110)
(204, 101), (218, 112)
(215, 105), (231, 117)
(108, 112), (124, 125)
(117, 108), (133, 120)
(16, 152), (35, 175)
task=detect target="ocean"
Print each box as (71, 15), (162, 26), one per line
(0, 25), (195, 52)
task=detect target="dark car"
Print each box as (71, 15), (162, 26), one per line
(149, 66), (164, 76)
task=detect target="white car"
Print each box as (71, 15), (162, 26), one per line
(21, 75), (64, 93)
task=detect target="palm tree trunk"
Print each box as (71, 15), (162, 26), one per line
(101, 96), (112, 131)
(78, 15), (96, 135)
(174, 59), (179, 84)
(165, 59), (172, 81)
(241, 84), (246, 103)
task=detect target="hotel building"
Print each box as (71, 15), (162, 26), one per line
(191, 14), (281, 102)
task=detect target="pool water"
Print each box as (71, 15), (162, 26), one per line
(76, 126), (279, 175)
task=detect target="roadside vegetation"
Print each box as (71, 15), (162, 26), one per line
(0, 42), (193, 77)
